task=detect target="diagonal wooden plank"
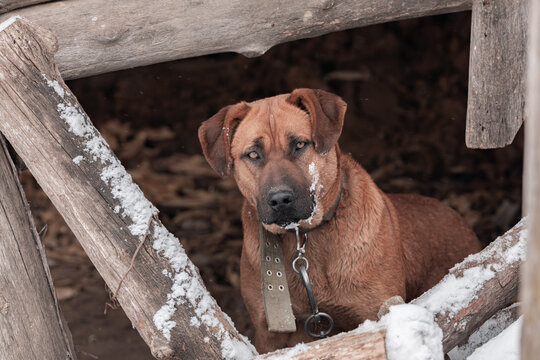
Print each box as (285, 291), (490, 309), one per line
(0, 17), (255, 360)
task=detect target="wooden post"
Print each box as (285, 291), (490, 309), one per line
(521, 0), (540, 357)
(0, 17), (255, 360)
(466, 0), (528, 148)
(0, 0), (471, 79)
(0, 134), (77, 360)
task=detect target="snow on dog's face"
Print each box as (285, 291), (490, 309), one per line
(198, 89), (346, 234)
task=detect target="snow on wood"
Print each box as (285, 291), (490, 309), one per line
(0, 14), (19, 31)
(0, 17), (255, 360)
(0, 0), (471, 79)
(448, 303), (520, 360)
(258, 328), (388, 360)
(467, 316), (522, 360)
(412, 217), (527, 352)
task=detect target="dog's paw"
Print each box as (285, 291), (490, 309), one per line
(377, 295), (405, 319)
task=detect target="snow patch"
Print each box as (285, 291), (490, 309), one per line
(72, 155), (83, 164)
(42, 74), (65, 98)
(0, 16), (21, 32)
(221, 335), (257, 360)
(383, 304), (443, 360)
(265, 343), (311, 359)
(467, 316), (521, 360)
(308, 161), (320, 193)
(281, 162), (321, 229)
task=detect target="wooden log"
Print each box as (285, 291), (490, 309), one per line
(1, 0), (471, 80)
(0, 0), (50, 15)
(258, 329), (387, 360)
(448, 302), (520, 359)
(0, 17), (255, 360)
(521, 0), (540, 357)
(413, 218), (526, 352)
(466, 0), (528, 148)
(0, 134), (77, 359)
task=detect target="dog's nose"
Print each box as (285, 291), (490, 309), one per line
(267, 190), (294, 210)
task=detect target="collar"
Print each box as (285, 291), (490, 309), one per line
(258, 177), (342, 334)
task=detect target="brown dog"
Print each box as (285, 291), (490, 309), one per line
(198, 89), (481, 353)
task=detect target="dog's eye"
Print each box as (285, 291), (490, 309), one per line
(247, 151), (260, 160)
(296, 141), (306, 150)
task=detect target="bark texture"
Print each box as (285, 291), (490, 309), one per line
(1, 0), (471, 79)
(0, 134), (77, 360)
(0, 17), (254, 360)
(466, 0), (528, 148)
(258, 329), (387, 360)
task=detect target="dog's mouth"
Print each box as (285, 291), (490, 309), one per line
(258, 197), (315, 229)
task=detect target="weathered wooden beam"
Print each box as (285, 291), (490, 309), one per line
(521, 0), (540, 357)
(448, 302), (520, 359)
(0, 0), (471, 80)
(0, 134), (77, 360)
(466, 0), (528, 148)
(413, 218), (526, 352)
(0, 0), (50, 15)
(0, 17), (255, 360)
(258, 329), (387, 360)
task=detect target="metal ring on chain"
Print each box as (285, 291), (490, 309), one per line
(292, 256), (309, 273)
(304, 312), (334, 338)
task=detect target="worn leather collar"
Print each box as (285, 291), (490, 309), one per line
(259, 178), (342, 333)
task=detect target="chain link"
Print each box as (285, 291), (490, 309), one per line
(292, 227), (334, 338)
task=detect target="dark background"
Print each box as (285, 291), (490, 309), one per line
(19, 11), (522, 359)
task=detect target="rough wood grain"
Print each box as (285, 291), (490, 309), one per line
(0, 0), (471, 79)
(0, 17), (255, 360)
(413, 218), (526, 352)
(258, 329), (387, 360)
(466, 0), (528, 148)
(448, 302), (520, 359)
(0, 0), (50, 14)
(521, 0), (540, 357)
(0, 134), (77, 360)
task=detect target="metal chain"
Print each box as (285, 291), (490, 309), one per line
(292, 228), (334, 338)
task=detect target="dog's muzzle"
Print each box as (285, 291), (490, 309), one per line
(258, 187), (314, 227)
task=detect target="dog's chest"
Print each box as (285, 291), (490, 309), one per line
(281, 238), (367, 328)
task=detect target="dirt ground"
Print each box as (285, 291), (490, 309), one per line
(18, 11), (523, 359)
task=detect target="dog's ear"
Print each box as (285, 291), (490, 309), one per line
(286, 88), (347, 155)
(198, 102), (250, 177)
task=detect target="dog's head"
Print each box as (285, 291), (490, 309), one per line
(198, 89), (346, 233)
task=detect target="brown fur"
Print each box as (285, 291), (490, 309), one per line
(199, 89), (482, 353)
